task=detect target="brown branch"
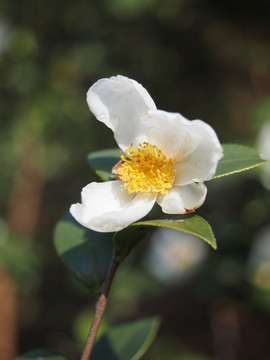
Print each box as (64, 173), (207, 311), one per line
(80, 249), (119, 360)
(0, 267), (17, 360)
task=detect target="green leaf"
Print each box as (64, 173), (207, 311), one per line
(54, 213), (114, 290)
(91, 317), (160, 360)
(88, 148), (123, 181)
(134, 215), (217, 249)
(114, 225), (152, 263)
(15, 349), (72, 360)
(88, 144), (270, 182)
(213, 144), (269, 179)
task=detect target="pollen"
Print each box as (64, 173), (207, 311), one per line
(118, 142), (176, 194)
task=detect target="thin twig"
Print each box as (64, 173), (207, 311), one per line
(80, 249), (119, 360)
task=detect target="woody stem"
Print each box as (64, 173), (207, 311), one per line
(80, 249), (119, 360)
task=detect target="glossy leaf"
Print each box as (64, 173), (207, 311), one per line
(15, 349), (72, 360)
(134, 215), (217, 249)
(91, 317), (160, 360)
(213, 144), (269, 179)
(88, 144), (269, 183)
(88, 148), (123, 181)
(114, 224), (152, 263)
(54, 213), (114, 290)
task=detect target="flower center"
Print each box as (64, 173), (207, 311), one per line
(118, 142), (176, 194)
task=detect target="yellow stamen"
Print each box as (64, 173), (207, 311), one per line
(118, 142), (176, 194)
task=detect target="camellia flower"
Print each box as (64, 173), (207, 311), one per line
(70, 75), (223, 232)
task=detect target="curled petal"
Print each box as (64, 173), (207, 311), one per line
(87, 75), (157, 151)
(174, 120), (223, 185)
(70, 180), (156, 232)
(141, 110), (198, 159)
(157, 183), (207, 214)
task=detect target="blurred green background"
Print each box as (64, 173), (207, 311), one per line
(0, 0), (270, 359)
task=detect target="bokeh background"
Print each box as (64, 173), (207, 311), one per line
(1, 0), (270, 359)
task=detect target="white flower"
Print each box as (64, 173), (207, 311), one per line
(145, 228), (208, 284)
(70, 75), (223, 232)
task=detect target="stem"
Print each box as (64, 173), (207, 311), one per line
(80, 249), (119, 360)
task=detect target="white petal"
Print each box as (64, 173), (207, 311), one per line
(87, 75), (157, 151)
(141, 110), (198, 159)
(174, 120), (223, 185)
(157, 183), (207, 214)
(70, 180), (156, 232)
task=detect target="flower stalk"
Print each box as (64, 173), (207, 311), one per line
(80, 249), (119, 360)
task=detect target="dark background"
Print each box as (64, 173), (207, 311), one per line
(0, 0), (270, 359)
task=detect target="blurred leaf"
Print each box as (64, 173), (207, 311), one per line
(7, 28), (38, 61)
(54, 214), (114, 290)
(8, 61), (40, 93)
(15, 349), (72, 360)
(213, 144), (269, 179)
(251, 96), (270, 130)
(109, 267), (161, 306)
(105, 0), (158, 19)
(88, 148), (123, 181)
(0, 234), (42, 294)
(70, 43), (108, 76)
(252, 288), (270, 314)
(114, 225), (152, 263)
(91, 317), (160, 360)
(134, 216), (217, 249)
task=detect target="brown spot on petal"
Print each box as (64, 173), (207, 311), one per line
(184, 207), (196, 214)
